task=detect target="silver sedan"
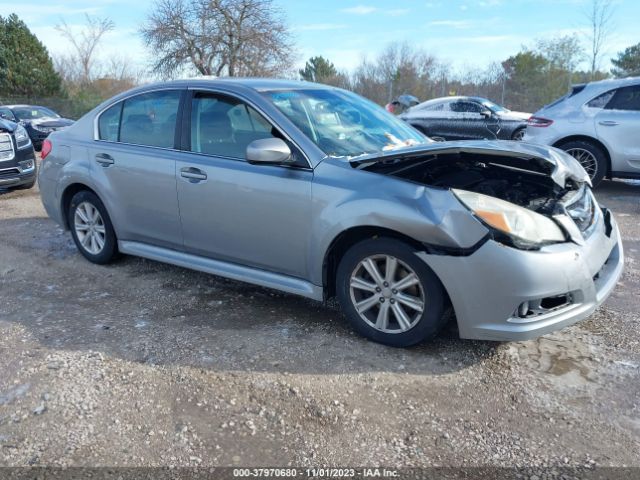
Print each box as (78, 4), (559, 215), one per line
(38, 79), (623, 347)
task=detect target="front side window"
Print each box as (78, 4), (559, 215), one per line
(263, 89), (427, 158)
(120, 90), (181, 148)
(605, 85), (640, 111)
(190, 94), (277, 159)
(450, 101), (483, 113)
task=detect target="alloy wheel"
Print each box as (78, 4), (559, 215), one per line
(565, 147), (598, 179)
(349, 254), (425, 334)
(74, 201), (106, 255)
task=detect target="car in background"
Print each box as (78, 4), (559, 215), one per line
(37, 79), (622, 347)
(400, 96), (530, 141)
(0, 105), (74, 151)
(0, 116), (37, 190)
(523, 77), (640, 187)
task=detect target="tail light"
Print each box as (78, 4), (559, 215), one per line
(527, 116), (554, 127)
(41, 139), (52, 160)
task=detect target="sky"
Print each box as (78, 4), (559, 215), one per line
(1, 0), (639, 77)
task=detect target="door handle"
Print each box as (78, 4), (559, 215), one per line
(95, 153), (115, 166)
(598, 120), (619, 126)
(180, 167), (207, 181)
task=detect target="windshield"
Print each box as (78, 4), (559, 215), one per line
(482, 99), (509, 113)
(12, 107), (60, 120)
(263, 89), (429, 158)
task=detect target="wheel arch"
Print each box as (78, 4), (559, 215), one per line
(553, 135), (612, 177)
(60, 183), (103, 230)
(322, 226), (428, 300)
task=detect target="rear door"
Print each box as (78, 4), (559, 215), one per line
(174, 90), (313, 278)
(90, 89), (183, 249)
(595, 84), (640, 174)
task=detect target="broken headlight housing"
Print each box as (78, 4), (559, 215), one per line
(453, 189), (566, 248)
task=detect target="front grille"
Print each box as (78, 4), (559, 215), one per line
(0, 133), (15, 161)
(0, 168), (20, 179)
(564, 187), (596, 233)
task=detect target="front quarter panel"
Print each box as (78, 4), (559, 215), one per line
(309, 158), (489, 285)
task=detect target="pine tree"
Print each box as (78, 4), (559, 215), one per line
(0, 14), (62, 96)
(611, 43), (640, 78)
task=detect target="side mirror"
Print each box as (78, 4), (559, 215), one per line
(480, 109), (493, 118)
(246, 138), (293, 165)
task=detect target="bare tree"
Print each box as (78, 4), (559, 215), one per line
(55, 15), (115, 84)
(584, 0), (615, 79)
(351, 42), (440, 105)
(140, 0), (295, 79)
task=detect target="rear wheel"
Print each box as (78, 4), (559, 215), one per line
(336, 238), (447, 347)
(558, 139), (607, 187)
(511, 128), (526, 141)
(68, 191), (118, 264)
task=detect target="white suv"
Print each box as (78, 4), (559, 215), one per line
(523, 77), (640, 186)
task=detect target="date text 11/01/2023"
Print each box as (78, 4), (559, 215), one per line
(232, 468), (400, 478)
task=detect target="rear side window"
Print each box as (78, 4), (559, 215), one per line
(605, 85), (640, 111)
(189, 94), (276, 159)
(120, 90), (181, 148)
(587, 90), (615, 109)
(98, 102), (122, 141)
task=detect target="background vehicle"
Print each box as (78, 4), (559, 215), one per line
(0, 117), (37, 190)
(523, 77), (640, 186)
(400, 96), (530, 141)
(0, 105), (74, 151)
(38, 79), (622, 347)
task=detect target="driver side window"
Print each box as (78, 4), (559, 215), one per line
(189, 93), (305, 165)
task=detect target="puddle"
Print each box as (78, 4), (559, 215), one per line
(510, 335), (598, 388)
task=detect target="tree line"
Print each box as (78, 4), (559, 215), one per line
(1, 0), (639, 117)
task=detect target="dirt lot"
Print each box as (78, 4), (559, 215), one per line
(0, 176), (639, 470)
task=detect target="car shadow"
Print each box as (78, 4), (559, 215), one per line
(0, 216), (501, 377)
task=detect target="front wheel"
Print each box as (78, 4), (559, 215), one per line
(336, 238), (448, 347)
(68, 190), (119, 264)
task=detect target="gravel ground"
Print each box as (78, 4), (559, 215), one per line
(0, 175), (639, 470)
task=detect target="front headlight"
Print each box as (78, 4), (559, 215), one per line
(14, 125), (32, 149)
(453, 189), (566, 246)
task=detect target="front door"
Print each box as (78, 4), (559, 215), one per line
(175, 91), (313, 278)
(595, 84), (640, 174)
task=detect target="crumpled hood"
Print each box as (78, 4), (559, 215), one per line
(350, 140), (591, 188)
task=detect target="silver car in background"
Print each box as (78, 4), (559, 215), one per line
(38, 79), (623, 347)
(524, 77), (640, 186)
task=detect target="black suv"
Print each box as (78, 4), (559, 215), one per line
(0, 105), (74, 151)
(0, 117), (37, 190)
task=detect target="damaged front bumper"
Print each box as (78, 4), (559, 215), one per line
(419, 207), (623, 341)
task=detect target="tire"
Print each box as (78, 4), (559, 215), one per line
(336, 237), (447, 347)
(68, 190), (119, 264)
(557, 139), (607, 187)
(511, 128), (526, 141)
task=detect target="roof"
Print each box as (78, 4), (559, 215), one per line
(415, 95), (489, 107)
(139, 77), (330, 92)
(580, 76), (640, 91)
